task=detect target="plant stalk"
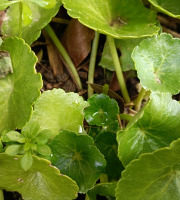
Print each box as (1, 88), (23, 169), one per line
(88, 31), (100, 98)
(19, 1), (23, 38)
(107, 36), (130, 103)
(134, 87), (146, 111)
(44, 24), (82, 90)
(0, 189), (4, 200)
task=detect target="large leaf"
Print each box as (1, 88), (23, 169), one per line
(116, 138), (180, 200)
(148, 0), (180, 19)
(0, 0), (18, 11)
(49, 130), (106, 193)
(0, 37), (42, 134)
(62, 0), (159, 38)
(132, 33), (180, 95)
(0, 154), (78, 200)
(95, 131), (124, 178)
(99, 38), (144, 71)
(23, 89), (89, 137)
(117, 92), (180, 166)
(1, 0), (61, 44)
(87, 182), (117, 200)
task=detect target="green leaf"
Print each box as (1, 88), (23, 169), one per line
(35, 129), (52, 144)
(62, 0), (159, 38)
(95, 131), (124, 178)
(117, 92), (180, 166)
(87, 182), (117, 200)
(23, 89), (89, 137)
(0, 142), (3, 153)
(99, 38), (144, 71)
(50, 130), (106, 193)
(5, 144), (23, 156)
(5, 131), (25, 143)
(29, 0), (57, 9)
(22, 2), (33, 26)
(36, 144), (51, 156)
(0, 37), (42, 134)
(0, 0), (18, 11)
(1, 1), (62, 44)
(0, 51), (13, 78)
(116, 138), (180, 200)
(132, 33), (180, 95)
(21, 151), (33, 171)
(0, 154), (78, 199)
(85, 94), (119, 126)
(148, 0), (180, 19)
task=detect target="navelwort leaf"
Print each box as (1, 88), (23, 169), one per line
(148, 0), (180, 19)
(49, 130), (106, 193)
(117, 92), (180, 166)
(132, 33), (180, 95)
(84, 94), (119, 126)
(0, 37), (42, 134)
(62, 0), (159, 38)
(116, 138), (180, 200)
(1, 0), (61, 44)
(0, 154), (79, 200)
(23, 89), (89, 137)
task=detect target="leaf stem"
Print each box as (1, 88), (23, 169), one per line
(88, 31), (100, 98)
(52, 17), (70, 24)
(134, 87), (146, 111)
(107, 36), (130, 103)
(19, 1), (23, 38)
(44, 24), (82, 90)
(0, 189), (4, 200)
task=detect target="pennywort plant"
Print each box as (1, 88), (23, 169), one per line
(0, 0), (180, 200)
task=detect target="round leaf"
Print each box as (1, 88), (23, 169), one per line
(0, 154), (78, 199)
(132, 33), (180, 95)
(2, 1), (62, 44)
(0, 37), (42, 134)
(23, 89), (89, 137)
(49, 130), (106, 193)
(62, 0), (159, 39)
(148, 0), (180, 19)
(116, 138), (180, 200)
(95, 131), (124, 178)
(118, 92), (180, 166)
(85, 94), (119, 126)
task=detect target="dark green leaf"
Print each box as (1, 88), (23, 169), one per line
(50, 130), (106, 193)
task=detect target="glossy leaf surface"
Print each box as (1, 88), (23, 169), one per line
(23, 89), (89, 137)
(62, 0), (159, 38)
(0, 154), (78, 200)
(95, 131), (124, 178)
(99, 38), (143, 71)
(29, 0), (56, 9)
(2, 1), (61, 44)
(132, 33), (180, 94)
(0, 37), (42, 134)
(148, 0), (180, 19)
(50, 130), (106, 193)
(84, 94), (119, 126)
(116, 138), (180, 200)
(0, 0), (18, 11)
(118, 92), (180, 166)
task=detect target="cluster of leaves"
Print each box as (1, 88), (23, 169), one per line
(0, 0), (180, 200)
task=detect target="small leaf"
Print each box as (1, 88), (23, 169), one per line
(95, 131), (124, 178)
(21, 151), (33, 171)
(5, 144), (23, 156)
(117, 92), (180, 166)
(116, 138), (180, 200)
(0, 0), (18, 11)
(29, 0), (57, 9)
(148, 0), (180, 19)
(132, 33), (180, 95)
(85, 94), (119, 126)
(35, 129), (52, 144)
(87, 182), (117, 200)
(36, 144), (51, 156)
(50, 130), (106, 193)
(23, 89), (89, 137)
(0, 154), (78, 199)
(5, 131), (25, 143)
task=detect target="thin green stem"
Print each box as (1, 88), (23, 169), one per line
(107, 36), (130, 103)
(0, 189), (4, 200)
(19, 1), (23, 38)
(44, 24), (82, 90)
(102, 84), (109, 95)
(88, 31), (100, 98)
(134, 87), (146, 111)
(119, 113), (133, 122)
(52, 18), (70, 24)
